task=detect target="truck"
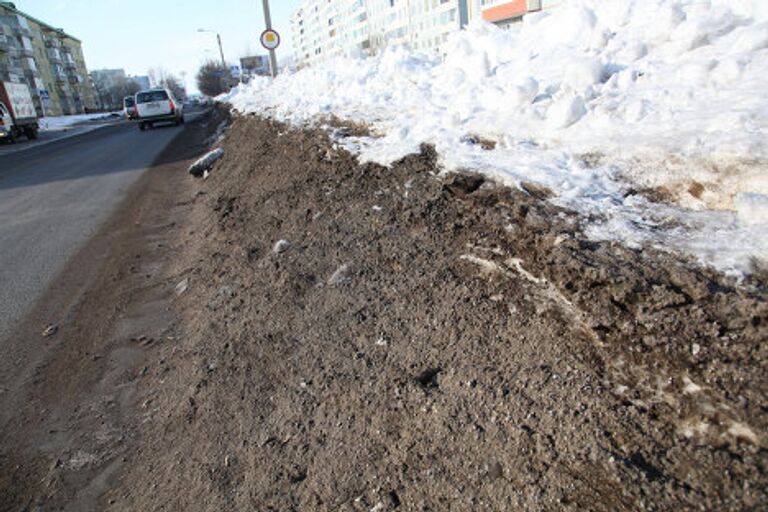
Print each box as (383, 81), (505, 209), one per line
(0, 81), (39, 143)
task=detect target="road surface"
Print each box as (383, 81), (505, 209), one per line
(0, 109), (204, 343)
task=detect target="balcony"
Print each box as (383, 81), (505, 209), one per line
(24, 68), (40, 79)
(0, 35), (9, 53)
(0, 65), (24, 82)
(68, 75), (81, 84)
(45, 37), (62, 48)
(47, 50), (62, 63)
(9, 25), (32, 38)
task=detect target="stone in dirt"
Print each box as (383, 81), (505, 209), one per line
(175, 278), (189, 295)
(188, 148), (224, 177)
(42, 324), (57, 337)
(272, 239), (290, 254)
(327, 263), (352, 285)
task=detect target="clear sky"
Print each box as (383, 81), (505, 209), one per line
(13, 0), (301, 92)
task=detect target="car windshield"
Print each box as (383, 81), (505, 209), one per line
(124, 97), (135, 107)
(136, 90), (169, 103)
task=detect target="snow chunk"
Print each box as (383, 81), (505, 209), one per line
(734, 193), (768, 225)
(548, 94), (587, 128)
(563, 58), (604, 92)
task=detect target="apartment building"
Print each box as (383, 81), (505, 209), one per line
(0, 2), (98, 116)
(291, 0), (560, 67)
(479, 0), (561, 28)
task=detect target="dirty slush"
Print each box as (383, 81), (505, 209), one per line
(4, 110), (767, 511)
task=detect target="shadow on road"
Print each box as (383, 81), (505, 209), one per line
(0, 108), (211, 192)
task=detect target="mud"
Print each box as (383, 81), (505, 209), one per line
(0, 109), (224, 511)
(113, 113), (766, 511)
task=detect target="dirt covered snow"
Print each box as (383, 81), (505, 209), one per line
(106, 113), (767, 511)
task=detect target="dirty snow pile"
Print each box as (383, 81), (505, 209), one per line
(222, 0), (768, 277)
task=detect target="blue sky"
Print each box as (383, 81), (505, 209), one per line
(14, 0), (301, 92)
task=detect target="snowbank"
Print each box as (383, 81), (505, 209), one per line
(39, 112), (121, 131)
(222, 0), (768, 277)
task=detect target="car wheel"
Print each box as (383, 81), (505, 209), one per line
(25, 128), (38, 140)
(148, 123), (154, 129)
(139, 122), (146, 131)
(180, 115), (185, 124)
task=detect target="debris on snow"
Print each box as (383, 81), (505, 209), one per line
(189, 148), (224, 177)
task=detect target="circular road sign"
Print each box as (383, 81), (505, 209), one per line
(260, 29), (280, 50)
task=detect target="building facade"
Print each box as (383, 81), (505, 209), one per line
(290, 0), (561, 67)
(479, 0), (561, 28)
(240, 55), (270, 77)
(0, 1), (98, 116)
(130, 75), (150, 90)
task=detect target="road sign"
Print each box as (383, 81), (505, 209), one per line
(38, 89), (49, 100)
(260, 29), (280, 50)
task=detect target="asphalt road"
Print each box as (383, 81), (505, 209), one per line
(0, 108), (205, 343)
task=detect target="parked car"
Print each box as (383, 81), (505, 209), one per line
(0, 81), (39, 143)
(134, 88), (184, 130)
(123, 95), (137, 120)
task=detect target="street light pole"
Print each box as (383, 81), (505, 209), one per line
(261, 0), (278, 77)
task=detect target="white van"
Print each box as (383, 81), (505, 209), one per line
(134, 88), (184, 131)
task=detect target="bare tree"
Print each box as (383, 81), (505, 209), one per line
(148, 67), (186, 99)
(95, 76), (141, 111)
(196, 60), (230, 97)
(162, 75), (186, 100)
(148, 67), (167, 88)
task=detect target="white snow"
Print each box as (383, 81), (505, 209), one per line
(222, 0), (768, 277)
(39, 112), (121, 131)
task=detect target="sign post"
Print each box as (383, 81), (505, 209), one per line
(260, 0), (279, 78)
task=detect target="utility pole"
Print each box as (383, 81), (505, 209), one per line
(198, 29), (227, 69)
(261, 0), (278, 77)
(216, 32), (227, 70)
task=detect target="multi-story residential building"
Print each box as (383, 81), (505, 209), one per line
(0, 1), (98, 116)
(479, 0), (561, 28)
(291, 0), (561, 67)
